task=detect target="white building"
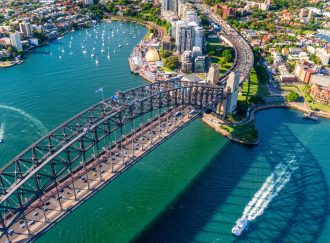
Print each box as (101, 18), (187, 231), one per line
(175, 20), (192, 53)
(19, 22), (32, 36)
(316, 48), (330, 66)
(185, 10), (200, 24)
(10, 32), (23, 51)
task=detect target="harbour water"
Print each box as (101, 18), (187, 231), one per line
(1, 22), (330, 243)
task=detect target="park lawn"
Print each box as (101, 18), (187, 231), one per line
(240, 65), (268, 98)
(144, 31), (153, 40)
(197, 73), (206, 79)
(221, 121), (258, 143)
(309, 103), (330, 113)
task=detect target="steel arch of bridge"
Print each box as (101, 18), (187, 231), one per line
(0, 80), (224, 237)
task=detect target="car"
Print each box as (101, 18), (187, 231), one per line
(7, 229), (14, 235)
(33, 212), (39, 217)
(28, 220), (35, 226)
(20, 223), (26, 229)
(42, 207), (48, 211)
(174, 111), (182, 117)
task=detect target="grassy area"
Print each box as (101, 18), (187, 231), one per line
(197, 73), (206, 79)
(221, 121), (258, 143)
(144, 31), (154, 40)
(207, 37), (234, 74)
(302, 30), (315, 35)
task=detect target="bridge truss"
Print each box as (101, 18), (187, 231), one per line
(0, 80), (224, 241)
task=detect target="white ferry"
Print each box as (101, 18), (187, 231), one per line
(232, 217), (250, 236)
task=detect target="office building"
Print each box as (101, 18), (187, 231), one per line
(10, 32), (23, 51)
(194, 56), (206, 73)
(193, 26), (204, 50)
(175, 20), (192, 53)
(162, 0), (179, 13)
(181, 50), (193, 73)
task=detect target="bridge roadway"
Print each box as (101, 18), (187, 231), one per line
(2, 106), (199, 243)
(196, 4), (254, 85)
(0, 80), (224, 242)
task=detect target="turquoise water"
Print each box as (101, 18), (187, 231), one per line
(1, 22), (330, 243)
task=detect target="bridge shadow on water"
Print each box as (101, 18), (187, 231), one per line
(134, 109), (329, 243)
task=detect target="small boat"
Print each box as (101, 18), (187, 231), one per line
(59, 55), (62, 59)
(0, 121), (5, 143)
(69, 51), (73, 55)
(118, 44), (122, 48)
(82, 50), (87, 54)
(91, 52), (95, 58)
(107, 52), (110, 60)
(95, 58), (99, 65)
(232, 217), (249, 236)
(303, 113), (318, 121)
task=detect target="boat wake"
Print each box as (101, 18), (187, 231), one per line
(0, 105), (48, 135)
(239, 155), (299, 222)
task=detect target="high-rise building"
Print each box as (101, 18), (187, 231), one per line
(225, 71), (240, 114)
(194, 56), (206, 73)
(185, 10), (200, 24)
(19, 22), (32, 36)
(85, 0), (94, 5)
(192, 46), (202, 58)
(175, 20), (192, 53)
(162, 0), (179, 13)
(181, 50), (193, 73)
(207, 64), (219, 85)
(10, 32), (23, 51)
(193, 26), (204, 50)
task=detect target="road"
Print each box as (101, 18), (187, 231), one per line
(1, 106), (199, 243)
(196, 4), (254, 85)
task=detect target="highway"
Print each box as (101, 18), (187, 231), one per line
(196, 4), (254, 85)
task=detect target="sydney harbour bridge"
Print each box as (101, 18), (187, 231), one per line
(0, 4), (254, 242)
(0, 80), (227, 242)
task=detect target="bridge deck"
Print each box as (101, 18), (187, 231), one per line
(3, 106), (197, 243)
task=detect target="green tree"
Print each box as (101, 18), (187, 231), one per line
(163, 56), (179, 70)
(222, 49), (233, 62)
(286, 91), (300, 102)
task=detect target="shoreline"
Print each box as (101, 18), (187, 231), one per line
(201, 101), (330, 145)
